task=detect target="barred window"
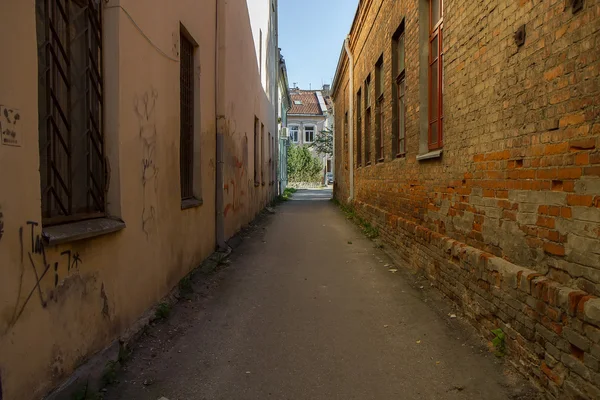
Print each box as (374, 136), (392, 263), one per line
(36, 0), (105, 224)
(180, 30), (195, 200)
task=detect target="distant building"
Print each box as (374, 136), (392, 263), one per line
(288, 86), (334, 181)
(278, 54), (292, 194)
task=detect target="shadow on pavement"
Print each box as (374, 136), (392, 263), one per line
(290, 188), (333, 201)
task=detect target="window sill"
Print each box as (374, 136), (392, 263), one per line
(396, 153), (406, 159)
(181, 197), (203, 210)
(416, 149), (443, 161)
(42, 217), (126, 246)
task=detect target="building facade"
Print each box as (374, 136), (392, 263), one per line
(278, 54), (292, 194)
(332, 0), (600, 398)
(0, 0), (279, 398)
(288, 87), (334, 181)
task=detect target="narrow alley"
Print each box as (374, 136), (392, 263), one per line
(104, 190), (536, 400)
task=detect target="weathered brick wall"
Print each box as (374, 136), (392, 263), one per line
(333, 0), (600, 397)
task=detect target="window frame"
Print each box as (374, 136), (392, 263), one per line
(392, 22), (406, 157)
(375, 56), (384, 162)
(289, 124), (299, 143)
(356, 89), (362, 167)
(179, 28), (196, 201)
(364, 75), (372, 165)
(37, 0), (106, 225)
(304, 125), (315, 143)
(428, 0), (444, 150)
(254, 117), (260, 185)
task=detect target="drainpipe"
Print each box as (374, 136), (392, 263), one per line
(344, 36), (354, 203)
(215, 0), (226, 250)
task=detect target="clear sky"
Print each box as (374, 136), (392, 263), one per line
(279, 0), (359, 90)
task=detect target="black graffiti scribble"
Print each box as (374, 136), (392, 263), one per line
(7, 222), (84, 328)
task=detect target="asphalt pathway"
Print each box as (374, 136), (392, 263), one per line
(105, 189), (537, 400)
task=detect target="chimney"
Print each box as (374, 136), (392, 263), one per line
(322, 84), (331, 94)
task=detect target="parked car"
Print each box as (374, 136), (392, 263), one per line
(326, 172), (334, 185)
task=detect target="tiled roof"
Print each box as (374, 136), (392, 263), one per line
(289, 90), (323, 115)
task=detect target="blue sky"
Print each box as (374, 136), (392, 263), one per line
(279, 0), (359, 90)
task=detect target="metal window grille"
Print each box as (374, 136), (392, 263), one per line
(37, 0), (105, 224)
(180, 32), (194, 200)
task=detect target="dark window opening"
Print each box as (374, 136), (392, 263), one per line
(356, 89), (362, 167)
(365, 75), (372, 164)
(375, 56), (384, 161)
(429, 0), (444, 150)
(36, 0), (105, 225)
(254, 117), (260, 184)
(180, 30), (195, 200)
(392, 22), (406, 156)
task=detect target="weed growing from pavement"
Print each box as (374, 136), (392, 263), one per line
(332, 199), (379, 239)
(71, 382), (101, 400)
(491, 328), (506, 357)
(179, 276), (194, 299)
(272, 187), (297, 204)
(155, 302), (172, 320)
(102, 360), (119, 386)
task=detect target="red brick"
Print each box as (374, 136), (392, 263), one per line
(568, 291), (587, 316)
(560, 207), (572, 218)
(557, 167), (582, 179)
(544, 242), (565, 256)
(537, 216), (556, 229)
(537, 168), (558, 179)
(584, 166), (600, 177)
(544, 65), (564, 81)
(574, 153), (590, 165)
(567, 194), (594, 207)
(560, 113), (585, 127)
(563, 181), (575, 192)
(591, 152), (600, 164)
(570, 138), (596, 150)
(545, 142), (569, 155)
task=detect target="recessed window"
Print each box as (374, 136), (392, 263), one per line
(393, 22), (406, 156)
(180, 29), (196, 200)
(289, 125), (299, 142)
(36, 0), (105, 224)
(304, 125), (315, 143)
(375, 56), (384, 161)
(254, 117), (260, 184)
(356, 89), (362, 166)
(365, 75), (372, 164)
(429, 0), (444, 150)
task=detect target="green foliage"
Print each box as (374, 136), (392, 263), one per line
(72, 383), (101, 400)
(308, 128), (333, 157)
(491, 328), (506, 356)
(102, 360), (118, 386)
(179, 276), (193, 299)
(335, 200), (379, 239)
(155, 302), (171, 320)
(287, 145), (323, 183)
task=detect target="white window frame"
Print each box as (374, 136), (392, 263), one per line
(289, 125), (299, 143)
(304, 125), (315, 143)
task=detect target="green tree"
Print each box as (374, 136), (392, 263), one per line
(309, 128), (333, 157)
(287, 145), (323, 183)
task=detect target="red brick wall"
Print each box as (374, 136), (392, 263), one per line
(333, 0), (600, 397)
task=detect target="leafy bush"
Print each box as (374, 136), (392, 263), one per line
(287, 145), (323, 183)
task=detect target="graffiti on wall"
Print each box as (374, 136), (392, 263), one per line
(6, 221), (83, 330)
(0, 105), (22, 147)
(134, 89), (159, 238)
(223, 117), (248, 218)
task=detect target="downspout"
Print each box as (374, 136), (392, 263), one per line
(215, 0), (227, 249)
(344, 36), (354, 203)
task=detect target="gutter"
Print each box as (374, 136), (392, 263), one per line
(343, 36), (354, 203)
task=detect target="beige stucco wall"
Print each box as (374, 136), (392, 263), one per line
(0, 0), (225, 398)
(222, 0), (279, 238)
